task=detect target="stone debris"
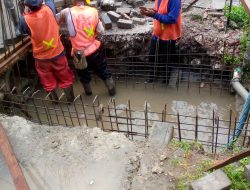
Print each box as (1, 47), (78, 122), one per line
(159, 154), (168, 161)
(152, 163), (164, 174)
(116, 7), (132, 15)
(107, 11), (121, 22)
(132, 17), (146, 25)
(100, 13), (112, 29)
(117, 19), (133, 29)
(101, 0), (115, 11)
(189, 169), (231, 190)
(244, 164), (250, 182)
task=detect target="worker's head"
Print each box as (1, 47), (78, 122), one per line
(24, 0), (43, 11)
(73, 0), (91, 6)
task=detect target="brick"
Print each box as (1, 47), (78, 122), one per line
(132, 17), (146, 25)
(101, 0), (115, 11)
(117, 19), (133, 29)
(244, 164), (250, 182)
(115, 2), (122, 8)
(107, 11), (121, 22)
(100, 13), (112, 30)
(189, 170), (231, 190)
(89, 1), (98, 7)
(116, 7), (131, 15)
(121, 13), (131, 20)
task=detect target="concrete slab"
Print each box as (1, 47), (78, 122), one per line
(190, 169), (231, 190)
(100, 13), (112, 29)
(107, 11), (121, 22)
(244, 164), (250, 182)
(211, 0), (226, 10)
(117, 19), (133, 29)
(148, 123), (174, 147)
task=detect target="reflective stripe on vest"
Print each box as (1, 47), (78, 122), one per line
(153, 0), (182, 41)
(24, 5), (64, 59)
(70, 6), (101, 57)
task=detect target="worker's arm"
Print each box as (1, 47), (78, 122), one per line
(154, 0), (181, 24)
(18, 16), (31, 36)
(96, 20), (105, 34)
(45, 0), (56, 15)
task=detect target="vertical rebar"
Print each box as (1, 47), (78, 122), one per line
(212, 110), (215, 153)
(108, 99), (114, 131)
(195, 111), (198, 141)
(80, 95), (88, 126)
(128, 99), (133, 140)
(144, 101), (149, 138)
(112, 98), (120, 131)
(92, 95), (99, 128)
(227, 109), (232, 144)
(215, 116), (219, 154)
(177, 112), (181, 141)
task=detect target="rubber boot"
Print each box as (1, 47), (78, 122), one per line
(104, 77), (116, 96)
(63, 86), (75, 102)
(47, 91), (59, 102)
(82, 83), (92, 96)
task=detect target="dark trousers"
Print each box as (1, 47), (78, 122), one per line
(76, 49), (111, 84)
(148, 38), (176, 82)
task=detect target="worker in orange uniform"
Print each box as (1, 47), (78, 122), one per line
(18, 0), (75, 102)
(56, 0), (116, 96)
(140, 0), (182, 84)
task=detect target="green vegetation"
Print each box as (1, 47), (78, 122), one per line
(224, 5), (249, 29)
(172, 140), (203, 153)
(223, 5), (250, 68)
(223, 157), (250, 190)
(170, 158), (180, 167)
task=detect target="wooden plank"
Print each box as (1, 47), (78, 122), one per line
(0, 38), (31, 75)
(0, 123), (30, 190)
(240, 0), (250, 17)
(207, 148), (250, 171)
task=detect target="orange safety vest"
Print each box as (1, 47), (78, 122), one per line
(70, 6), (101, 56)
(153, 0), (182, 41)
(24, 5), (64, 59)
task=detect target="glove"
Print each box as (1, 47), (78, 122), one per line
(73, 51), (88, 70)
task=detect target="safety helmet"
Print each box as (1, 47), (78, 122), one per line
(24, 0), (43, 7)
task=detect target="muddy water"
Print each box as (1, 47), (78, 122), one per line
(84, 80), (236, 144)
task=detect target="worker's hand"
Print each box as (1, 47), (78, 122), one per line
(140, 7), (156, 17)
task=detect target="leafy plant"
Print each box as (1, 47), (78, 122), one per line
(224, 5), (250, 29)
(223, 157), (250, 190)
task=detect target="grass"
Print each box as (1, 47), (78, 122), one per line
(223, 157), (250, 190)
(176, 159), (212, 190)
(172, 140), (203, 154)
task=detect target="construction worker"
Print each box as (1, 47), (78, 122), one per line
(56, 0), (116, 96)
(18, 0), (75, 102)
(140, 0), (182, 84)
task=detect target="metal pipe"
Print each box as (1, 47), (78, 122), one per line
(231, 79), (248, 101)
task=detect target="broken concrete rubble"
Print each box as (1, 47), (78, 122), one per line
(117, 19), (133, 29)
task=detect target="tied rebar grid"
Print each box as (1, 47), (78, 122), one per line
(0, 88), (250, 154)
(105, 53), (235, 93)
